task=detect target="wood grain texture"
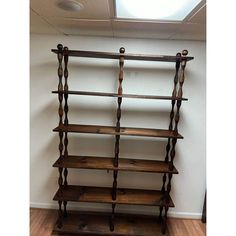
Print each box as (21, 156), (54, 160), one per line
(53, 212), (166, 236)
(51, 49), (194, 62)
(53, 155), (178, 174)
(30, 208), (206, 236)
(52, 90), (188, 101)
(53, 124), (183, 139)
(53, 185), (174, 207)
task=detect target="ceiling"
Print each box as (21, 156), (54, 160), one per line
(30, 0), (206, 40)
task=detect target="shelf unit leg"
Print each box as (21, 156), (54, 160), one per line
(63, 201), (67, 217)
(57, 200), (63, 228)
(110, 47), (125, 232)
(161, 173), (167, 193)
(161, 205), (169, 234)
(159, 205), (163, 221)
(110, 203), (116, 231)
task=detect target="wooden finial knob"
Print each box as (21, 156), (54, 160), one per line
(176, 52), (181, 57)
(57, 44), (63, 50)
(182, 49), (188, 56)
(64, 46), (68, 51)
(120, 47), (125, 53)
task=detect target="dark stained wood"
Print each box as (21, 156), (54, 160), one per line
(63, 46), (69, 126)
(51, 48), (194, 62)
(53, 155), (178, 174)
(53, 185), (174, 207)
(53, 124), (183, 139)
(162, 205), (169, 234)
(51, 46), (193, 235)
(52, 211), (169, 236)
(111, 47), (126, 230)
(63, 47), (69, 195)
(52, 90), (188, 101)
(56, 43), (64, 229)
(30, 208), (206, 236)
(57, 44), (64, 128)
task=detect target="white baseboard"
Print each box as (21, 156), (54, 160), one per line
(30, 202), (202, 219)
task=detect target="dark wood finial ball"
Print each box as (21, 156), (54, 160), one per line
(182, 49), (188, 56)
(120, 47), (125, 53)
(64, 46), (68, 51)
(176, 52), (181, 57)
(57, 44), (63, 50)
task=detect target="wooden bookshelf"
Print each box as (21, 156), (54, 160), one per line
(51, 44), (193, 235)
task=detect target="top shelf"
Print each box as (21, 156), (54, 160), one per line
(51, 49), (194, 62)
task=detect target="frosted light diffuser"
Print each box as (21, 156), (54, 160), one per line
(116, 0), (202, 21)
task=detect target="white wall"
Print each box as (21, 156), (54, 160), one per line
(30, 34), (206, 218)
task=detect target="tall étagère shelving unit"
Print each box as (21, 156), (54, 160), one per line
(51, 44), (193, 236)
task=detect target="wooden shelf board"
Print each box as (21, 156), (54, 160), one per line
(53, 185), (174, 207)
(53, 155), (178, 174)
(52, 90), (188, 101)
(51, 49), (193, 62)
(53, 124), (183, 139)
(52, 211), (169, 236)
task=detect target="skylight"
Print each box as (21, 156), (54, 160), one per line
(116, 0), (202, 21)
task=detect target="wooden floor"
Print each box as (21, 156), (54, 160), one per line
(30, 208), (206, 236)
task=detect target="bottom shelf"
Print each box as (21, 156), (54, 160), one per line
(52, 211), (169, 236)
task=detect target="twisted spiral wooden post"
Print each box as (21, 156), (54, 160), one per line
(160, 53), (181, 219)
(57, 200), (63, 228)
(57, 44), (64, 228)
(57, 44), (64, 160)
(63, 46), (69, 217)
(174, 50), (188, 133)
(166, 173), (173, 200)
(63, 46), (69, 127)
(110, 47), (125, 232)
(161, 205), (169, 234)
(58, 44), (64, 128)
(162, 51), (188, 232)
(63, 47), (69, 185)
(170, 138), (177, 170)
(57, 167), (63, 228)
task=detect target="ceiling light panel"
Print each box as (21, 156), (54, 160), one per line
(116, 0), (202, 21)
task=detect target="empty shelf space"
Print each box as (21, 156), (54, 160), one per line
(52, 90), (188, 101)
(53, 155), (178, 174)
(53, 185), (174, 207)
(51, 49), (193, 62)
(52, 211), (169, 236)
(53, 124), (183, 139)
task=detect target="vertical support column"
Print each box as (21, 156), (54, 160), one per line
(57, 44), (64, 228)
(161, 50), (188, 234)
(174, 50), (188, 133)
(63, 46), (69, 217)
(160, 53), (181, 220)
(110, 47), (125, 231)
(161, 205), (169, 234)
(170, 50), (188, 168)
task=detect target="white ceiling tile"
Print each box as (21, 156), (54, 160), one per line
(112, 20), (181, 39)
(46, 17), (113, 36)
(30, 0), (110, 19)
(112, 20), (182, 32)
(188, 5), (206, 23)
(170, 33), (205, 40)
(30, 0), (206, 40)
(30, 9), (60, 34)
(113, 30), (173, 40)
(112, 20), (205, 40)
